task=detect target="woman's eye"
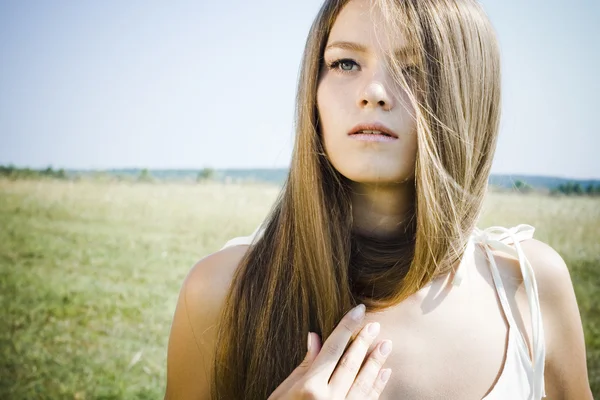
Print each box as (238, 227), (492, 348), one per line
(327, 58), (359, 74)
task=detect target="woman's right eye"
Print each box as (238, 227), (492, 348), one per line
(327, 58), (360, 74)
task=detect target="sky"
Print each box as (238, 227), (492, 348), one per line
(0, 0), (598, 179)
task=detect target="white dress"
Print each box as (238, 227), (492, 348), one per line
(220, 224), (547, 399)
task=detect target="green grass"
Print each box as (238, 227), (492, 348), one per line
(0, 179), (598, 398)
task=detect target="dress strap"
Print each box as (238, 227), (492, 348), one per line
(219, 224), (264, 250)
(453, 224), (546, 399)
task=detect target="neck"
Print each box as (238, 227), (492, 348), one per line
(350, 180), (415, 240)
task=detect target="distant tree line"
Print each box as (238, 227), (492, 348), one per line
(0, 165), (219, 184)
(2, 165), (596, 194)
(551, 182), (600, 196)
(134, 167), (216, 183)
(137, 168), (216, 183)
(0, 165), (67, 180)
(511, 179), (600, 196)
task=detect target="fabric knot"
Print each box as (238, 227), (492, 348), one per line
(451, 223), (545, 399)
(471, 228), (489, 246)
(451, 224), (535, 287)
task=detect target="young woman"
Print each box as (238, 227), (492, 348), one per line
(165, 0), (592, 399)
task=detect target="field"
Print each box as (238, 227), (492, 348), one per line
(1, 179), (598, 398)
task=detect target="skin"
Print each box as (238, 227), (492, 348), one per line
(165, 0), (593, 398)
(317, 0), (417, 238)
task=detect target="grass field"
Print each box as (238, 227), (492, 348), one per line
(1, 179), (598, 399)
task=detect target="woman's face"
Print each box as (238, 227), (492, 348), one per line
(317, 0), (418, 184)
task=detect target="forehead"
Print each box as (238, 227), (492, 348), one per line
(326, 0), (410, 52)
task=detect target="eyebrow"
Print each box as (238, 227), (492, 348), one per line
(324, 41), (418, 59)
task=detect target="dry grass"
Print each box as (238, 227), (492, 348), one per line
(0, 179), (598, 398)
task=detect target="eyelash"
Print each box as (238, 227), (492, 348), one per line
(326, 58), (419, 78)
(327, 58), (360, 74)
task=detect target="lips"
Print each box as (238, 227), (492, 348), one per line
(348, 122), (399, 138)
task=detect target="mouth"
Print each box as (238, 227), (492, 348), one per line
(348, 122), (399, 139)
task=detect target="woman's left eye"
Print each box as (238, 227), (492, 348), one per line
(327, 58), (360, 74)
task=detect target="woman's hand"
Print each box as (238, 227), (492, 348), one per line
(268, 304), (393, 399)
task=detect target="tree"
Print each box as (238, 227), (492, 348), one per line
(585, 184), (594, 195)
(197, 167), (215, 182)
(138, 168), (153, 182)
(513, 179), (532, 193)
(557, 182), (572, 195)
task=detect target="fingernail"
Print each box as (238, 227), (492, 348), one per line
(367, 322), (380, 336)
(307, 332), (312, 351)
(350, 304), (365, 320)
(380, 340), (392, 356)
(381, 368), (391, 383)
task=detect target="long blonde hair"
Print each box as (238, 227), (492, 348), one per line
(212, 0), (501, 398)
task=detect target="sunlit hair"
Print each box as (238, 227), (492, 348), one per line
(211, 0), (501, 398)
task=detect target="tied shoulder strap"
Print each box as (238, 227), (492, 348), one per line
(219, 224), (265, 250)
(452, 224), (546, 399)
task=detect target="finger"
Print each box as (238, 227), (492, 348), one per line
(310, 304), (366, 378)
(329, 322), (381, 394)
(268, 332), (322, 399)
(346, 340), (393, 399)
(371, 368), (392, 398)
(299, 332), (322, 372)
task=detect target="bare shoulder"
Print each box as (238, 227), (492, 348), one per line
(485, 238), (591, 397)
(185, 244), (251, 311)
(183, 244), (251, 337)
(519, 238), (593, 398)
(490, 238), (571, 301)
(164, 245), (250, 400)
(519, 238), (570, 296)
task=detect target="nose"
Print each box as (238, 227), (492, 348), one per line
(357, 78), (394, 112)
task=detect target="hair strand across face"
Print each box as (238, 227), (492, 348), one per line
(211, 1), (502, 398)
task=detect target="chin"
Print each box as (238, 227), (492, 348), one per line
(335, 164), (414, 185)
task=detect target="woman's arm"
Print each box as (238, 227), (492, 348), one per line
(165, 246), (248, 400)
(523, 239), (593, 399)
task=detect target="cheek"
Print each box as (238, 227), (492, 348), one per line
(317, 83), (335, 127)
(317, 93), (338, 158)
(316, 85), (335, 151)
(316, 78), (419, 182)
(317, 82), (350, 143)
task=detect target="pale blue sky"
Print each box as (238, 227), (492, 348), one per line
(0, 0), (598, 179)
